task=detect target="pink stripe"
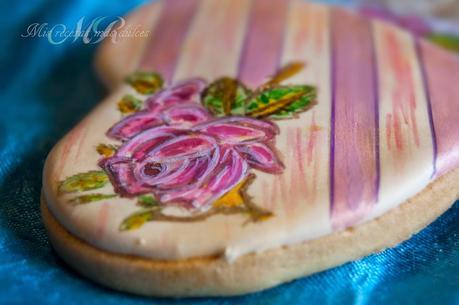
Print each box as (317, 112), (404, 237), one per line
(330, 9), (379, 229)
(237, 0), (288, 88)
(138, 0), (199, 82)
(419, 41), (459, 177)
(384, 30), (421, 150)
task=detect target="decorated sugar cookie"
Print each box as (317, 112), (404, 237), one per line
(41, 0), (459, 297)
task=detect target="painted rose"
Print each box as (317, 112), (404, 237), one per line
(107, 79), (209, 140)
(100, 79), (283, 211)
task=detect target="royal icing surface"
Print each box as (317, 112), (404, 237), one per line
(43, 0), (459, 261)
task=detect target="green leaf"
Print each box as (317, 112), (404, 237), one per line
(68, 193), (117, 205)
(137, 195), (159, 208)
(201, 77), (251, 116)
(428, 33), (459, 53)
(58, 171), (109, 194)
(120, 209), (158, 231)
(245, 85), (316, 119)
(125, 71), (163, 95)
(117, 94), (143, 114)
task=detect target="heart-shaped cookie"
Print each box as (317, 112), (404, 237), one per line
(41, 0), (459, 297)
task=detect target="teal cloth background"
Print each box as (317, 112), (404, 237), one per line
(0, 0), (458, 304)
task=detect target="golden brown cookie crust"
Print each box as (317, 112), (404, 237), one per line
(41, 168), (459, 297)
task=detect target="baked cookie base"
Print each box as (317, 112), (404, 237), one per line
(41, 168), (459, 297)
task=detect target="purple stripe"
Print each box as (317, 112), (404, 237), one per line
(371, 22), (381, 204)
(329, 10), (336, 227)
(330, 8), (379, 229)
(237, 0), (289, 88)
(415, 38), (438, 177)
(138, 0), (199, 82)
(418, 40), (459, 177)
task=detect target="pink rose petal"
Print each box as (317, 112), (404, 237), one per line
(196, 116), (279, 144)
(162, 103), (212, 127)
(205, 149), (248, 194)
(106, 111), (162, 141)
(159, 148), (248, 210)
(144, 134), (217, 162)
(134, 158), (191, 187)
(146, 78), (206, 111)
(237, 143), (283, 174)
(116, 126), (186, 160)
(107, 79), (208, 142)
(155, 149), (220, 190)
(100, 157), (149, 197)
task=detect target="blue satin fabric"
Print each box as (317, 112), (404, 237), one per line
(0, 0), (457, 304)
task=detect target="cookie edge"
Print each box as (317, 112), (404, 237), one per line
(41, 168), (459, 297)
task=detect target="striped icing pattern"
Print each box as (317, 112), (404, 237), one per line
(135, 0), (457, 237)
(330, 9), (379, 229)
(138, 0), (199, 81)
(275, 0), (332, 234)
(46, 0), (459, 260)
(371, 21), (435, 219)
(237, 0), (289, 87)
(418, 40), (459, 177)
(173, 0), (252, 82)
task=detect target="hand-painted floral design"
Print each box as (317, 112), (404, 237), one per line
(59, 62), (317, 230)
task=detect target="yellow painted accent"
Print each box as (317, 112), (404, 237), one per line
(266, 61), (305, 86)
(212, 179), (247, 208)
(96, 144), (116, 157)
(117, 96), (141, 114)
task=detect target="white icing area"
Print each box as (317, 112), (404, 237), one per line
(370, 21), (435, 220)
